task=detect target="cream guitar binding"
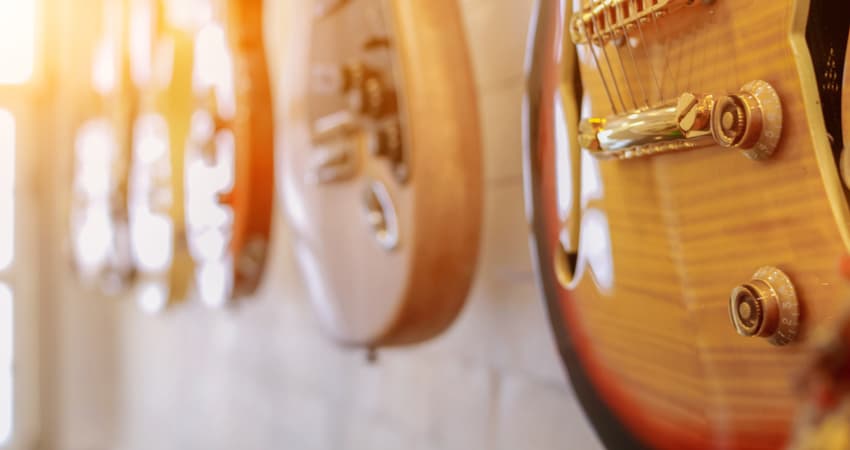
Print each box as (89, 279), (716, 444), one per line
(283, 0), (482, 348)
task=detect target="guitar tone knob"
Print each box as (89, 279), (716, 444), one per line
(711, 95), (745, 146)
(711, 80), (782, 160)
(728, 266), (800, 346)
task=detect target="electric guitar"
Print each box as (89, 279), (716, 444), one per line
(525, 0), (850, 448)
(127, 0), (194, 312)
(70, 0), (136, 295)
(184, 0), (274, 307)
(281, 0), (481, 348)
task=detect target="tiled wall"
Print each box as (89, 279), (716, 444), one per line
(37, 1), (605, 449)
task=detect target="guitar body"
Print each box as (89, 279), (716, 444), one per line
(526, 0), (850, 448)
(282, 0), (481, 347)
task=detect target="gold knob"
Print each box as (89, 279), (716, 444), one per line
(711, 95), (746, 147)
(728, 266), (799, 346)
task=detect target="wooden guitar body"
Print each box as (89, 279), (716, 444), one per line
(282, 0), (481, 348)
(526, 0), (850, 448)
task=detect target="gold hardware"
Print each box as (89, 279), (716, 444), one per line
(580, 80), (782, 160)
(728, 266), (799, 346)
(570, 0), (703, 46)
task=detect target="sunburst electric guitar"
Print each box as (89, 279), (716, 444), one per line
(525, 0), (850, 448)
(282, 0), (481, 349)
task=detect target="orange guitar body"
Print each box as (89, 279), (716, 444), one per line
(526, 0), (850, 448)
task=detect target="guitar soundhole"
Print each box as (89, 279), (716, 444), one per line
(308, 0), (409, 186)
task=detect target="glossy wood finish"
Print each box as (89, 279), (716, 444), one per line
(526, 0), (850, 448)
(282, 0), (481, 347)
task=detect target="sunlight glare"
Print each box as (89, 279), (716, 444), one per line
(73, 204), (114, 274)
(193, 23), (236, 118)
(0, 0), (35, 84)
(91, 37), (117, 95)
(0, 194), (11, 272)
(0, 110), (15, 272)
(197, 260), (231, 308)
(136, 281), (167, 314)
(129, 0), (152, 86)
(130, 211), (173, 272)
(0, 110), (14, 191)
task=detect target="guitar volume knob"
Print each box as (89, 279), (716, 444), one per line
(728, 266), (800, 346)
(711, 80), (783, 160)
(711, 95), (745, 146)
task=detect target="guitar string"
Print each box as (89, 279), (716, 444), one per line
(633, 0), (662, 104)
(582, 17), (619, 113)
(591, 0), (627, 112)
(603, 1), (639, 110)
(651, 7), (676, 99)
(616, 0), (648, 108)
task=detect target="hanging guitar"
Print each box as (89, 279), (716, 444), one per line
(281, 0), (481, 348)
(127, 0), (195, 312)
(525, 0), (850, 448)
(184, 0), (274, 307)
(70, 0), (136, 295)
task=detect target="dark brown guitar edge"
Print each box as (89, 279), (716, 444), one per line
(522, 1), (648, 448)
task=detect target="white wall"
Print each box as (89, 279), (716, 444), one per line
(35, 1), (605, 449)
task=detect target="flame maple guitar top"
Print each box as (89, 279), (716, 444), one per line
(530, 0), (850, 448)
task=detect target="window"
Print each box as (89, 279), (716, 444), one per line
(0, 110), (14, 271)
(0, 285), (11, 445)
(0, 0), (36, 446)
(0, 109), (14, 447)
(0, 0), (36, 85)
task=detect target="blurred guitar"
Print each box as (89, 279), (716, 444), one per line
(127, 0), (195, 312)
(70, 0), (137, 295)
(282, 0), (481, 348)
(525, 0), (850, 448)
(184, 0), (274, 307)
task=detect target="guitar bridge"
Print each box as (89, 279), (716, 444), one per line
(579, 80), (783, 160)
